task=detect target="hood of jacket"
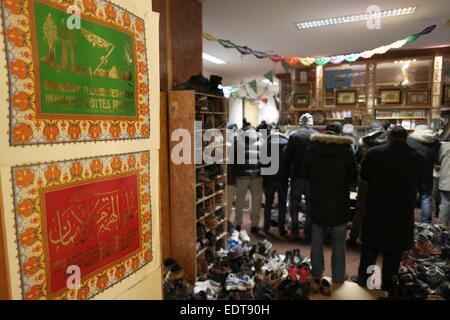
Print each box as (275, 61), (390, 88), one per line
(409, 128), (436, 144)
(310, 133), (354, 158)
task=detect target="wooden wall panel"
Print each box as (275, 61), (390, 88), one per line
(170, 0), (203, 86)
(159, 92), (171, 261)
(168, 91), (196, 283)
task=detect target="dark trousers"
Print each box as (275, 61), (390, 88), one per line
(263, 181), (288, 233)
(357, 245), (402, 291)
(290, 178), (311, 237)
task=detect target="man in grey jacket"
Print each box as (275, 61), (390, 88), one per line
(438, 139), (450, 228)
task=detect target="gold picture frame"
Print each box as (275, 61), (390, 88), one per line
(335, 89), (358, 106)
(379, 88), (402, 105)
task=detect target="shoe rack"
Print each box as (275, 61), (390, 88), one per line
(168, 90), (228, 283)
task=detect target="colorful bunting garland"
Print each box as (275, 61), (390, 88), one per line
(203, 24), (436, 67)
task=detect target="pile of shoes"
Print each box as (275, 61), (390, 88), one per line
(163, 259), (193, 300)
(191, 224), (313, 300)
(173, 74), (224, 96)
(390, 223), (450, 300)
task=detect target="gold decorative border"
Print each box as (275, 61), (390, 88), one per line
(11, 151), (152, 300)
(1, 0), (151, 145)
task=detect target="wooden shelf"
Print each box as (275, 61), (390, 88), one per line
(196, 111), (227, 115)
(376, 117), (427, 120)
(374, 106), (432, 110)
(216, 232), (227, 241)
(169, 90), (229, 284)
(196, 190), (225, 205)
(195, 92), (226, 99)
(196, 247), (208, 257)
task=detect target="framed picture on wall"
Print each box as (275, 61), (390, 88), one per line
(335, 89), (358, 106)
(293, 93), (310, 108)
(406, 89), (430, 105)
(445, 85), (450, 103)
(379, 88), (402, 105)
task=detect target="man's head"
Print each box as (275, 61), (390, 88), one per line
(325, 122), (343, 135)
(299, 113), (314, 127)
(388, 126), (408, 142)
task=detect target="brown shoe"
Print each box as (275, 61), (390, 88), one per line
(320, 278), (332, 296)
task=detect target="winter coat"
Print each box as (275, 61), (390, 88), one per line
(262, 132), (290, 184)
(407, 131), (440, 194)
(287, 126), (318, 179)
(439, 141), (450, 192)
(234, 125), (261, 178)
(303, 133), (358, 227)
(360, 141), (425, 252)
(356, 130), (388, 164)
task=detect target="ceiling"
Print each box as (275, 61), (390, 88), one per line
(202, 0), (450, 85)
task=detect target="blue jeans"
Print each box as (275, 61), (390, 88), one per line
(311, 223), (347, 283)
(290, 178), (311, 237)
(420, 193), (432, 223)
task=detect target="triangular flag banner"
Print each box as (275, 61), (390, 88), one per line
(264, 71), (274, 84)
(249, 80), (258, 94)
(281, 60), (289, 73)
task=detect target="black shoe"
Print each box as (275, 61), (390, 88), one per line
(351, 274), (367, 288)
(235, 225), (241, 232)
(251, 227), (259, 235)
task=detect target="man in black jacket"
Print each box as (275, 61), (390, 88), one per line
(304, 122), (357, 284)
(287, 113), (317, 240)
(262, 128), (290, 236)
(407, 125), (440, 223)
(234, 120), (262, 234)
(354, 126), (425, 292)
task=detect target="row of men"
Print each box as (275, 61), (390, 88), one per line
(225, 114), (450, 291)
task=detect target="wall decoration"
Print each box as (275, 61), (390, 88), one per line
(11, 151), (152, 300)
(445, 85), (450, 103)
(379, 88), (402, 105)
(434, 69), (442, 83)
(293, 93), (310, 108)
(336, 89), (358, 106)
(203, 24), (436, 67)
(325, 69), (353, 89)
(406, 89), (430, 105)
(2, 0), (150, 145)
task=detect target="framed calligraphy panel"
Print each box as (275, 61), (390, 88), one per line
(11, 151), (152, 299)
(1, 0), (150, 145)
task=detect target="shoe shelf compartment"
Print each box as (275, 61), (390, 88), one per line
(169, 90), (229, 284)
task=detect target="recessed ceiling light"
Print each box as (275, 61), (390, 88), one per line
(296, 6), (417, 30)
(202, 53), (226, 65)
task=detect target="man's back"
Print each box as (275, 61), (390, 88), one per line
(360, 141), (425, 251)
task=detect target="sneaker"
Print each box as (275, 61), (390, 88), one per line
(311, 278), (321, 294)
(416, 233), (441, 255)
(230, 230), (241, 243)
(225, 273), (239, 291)
(289, 265), (299, 281)
(259, 239), (273, 255)
(320, 278), (332, 296)
(239, 230), (251, 242)
(298, 264), (310, 284)
(237, 275), (255, 291)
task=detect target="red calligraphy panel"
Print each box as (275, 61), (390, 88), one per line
(40, 172), (141, 297)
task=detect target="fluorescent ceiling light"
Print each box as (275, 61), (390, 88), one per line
(296, 6), (417, 30)
(202, 52), (226, 65)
